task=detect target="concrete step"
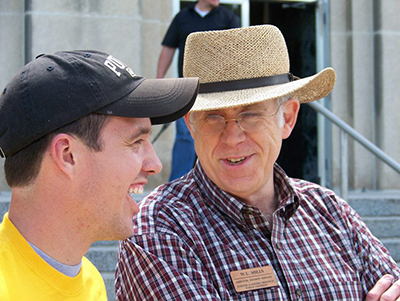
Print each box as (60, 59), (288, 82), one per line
(87, 242), (119, 273)
(347, 190), (400, 216)
(361, 216), (400, 239)
(347, 190), (400, 263)
(380, 238), (400, 263)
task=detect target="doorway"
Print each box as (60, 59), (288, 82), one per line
(251, 0), (319, 183)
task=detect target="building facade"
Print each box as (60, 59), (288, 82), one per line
(1, 0), (399, 193)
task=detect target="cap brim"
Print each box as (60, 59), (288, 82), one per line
(96, 77), (199, 124)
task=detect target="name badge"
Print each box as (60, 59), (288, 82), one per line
(230, 266), (278, 293)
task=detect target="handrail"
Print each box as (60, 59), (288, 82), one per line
(308, 101), (400, 173)
(308, 101), (400, 199)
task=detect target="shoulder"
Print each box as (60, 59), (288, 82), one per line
(290, 178), (338, 200)
(213, 5), (240, 27)
(165, 7), (197, 35)
(285, 179), (362, 246)
(216, 5), (238, 19)
(134, 177), (201, 234)
(288, 178), (360, 229)
(172, 6), (195, 21)
(289, 178), (348, 213)
(217, 5), (235, 14)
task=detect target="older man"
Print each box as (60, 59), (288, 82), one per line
(0, 50), (198, 300)
(116, 26), (400, 300)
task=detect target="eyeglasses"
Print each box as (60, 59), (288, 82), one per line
(189, 105), (281, 136)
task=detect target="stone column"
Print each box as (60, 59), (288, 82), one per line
(375, 0), (400, 189)
(330, 0), (400, 191)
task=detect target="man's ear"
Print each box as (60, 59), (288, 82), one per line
(282, 98), (300, 140)
(49, 133), (76, 178)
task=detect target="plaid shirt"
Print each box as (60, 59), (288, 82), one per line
(115, 163), (399, 300)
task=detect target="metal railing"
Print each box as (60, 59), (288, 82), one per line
(308, 101), (400, 200)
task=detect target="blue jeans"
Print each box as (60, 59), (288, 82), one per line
(169, 118), (196, 181)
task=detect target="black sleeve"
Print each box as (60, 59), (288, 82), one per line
(161, 15), (180, 48)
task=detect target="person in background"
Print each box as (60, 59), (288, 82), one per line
(116, 25), (400, 300)
(157, 0), (239, 181)
(0, 50), (198, 300)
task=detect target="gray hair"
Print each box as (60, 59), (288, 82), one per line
(276, 94), (293, 128)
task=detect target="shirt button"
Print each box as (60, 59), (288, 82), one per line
(295, 288), (303, 298)
(275, 243), (281, 250)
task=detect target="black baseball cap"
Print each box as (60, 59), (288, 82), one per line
(0, 50), (199, 158)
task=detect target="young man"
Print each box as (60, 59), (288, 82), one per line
(116, 26), (400, 300)
(0, 50), (198, 300)
(157, 0), (240, 181)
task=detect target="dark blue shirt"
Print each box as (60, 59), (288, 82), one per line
(162, 2), (240, 76)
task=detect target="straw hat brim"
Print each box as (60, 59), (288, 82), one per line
(190, 67), (336, 112)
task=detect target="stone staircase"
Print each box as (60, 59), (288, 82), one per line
(1, 190), (399, 300)
(347, 190), (400, 267)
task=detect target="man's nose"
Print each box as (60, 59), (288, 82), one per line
(221, 119), (246, 144)
(143, 143), (163, 175)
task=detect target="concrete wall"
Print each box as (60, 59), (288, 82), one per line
(2, 0), (399, 194)
(2, 0), (399, 193)
(330, 0), (400, 191)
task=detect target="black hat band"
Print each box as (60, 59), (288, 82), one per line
(199, 73), (297, 94)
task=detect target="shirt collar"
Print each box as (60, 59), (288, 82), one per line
(273, 164), (300, 219)
(193, 162), (245, 227)
(193, 162), (300, 230)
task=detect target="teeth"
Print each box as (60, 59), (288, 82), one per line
(129, 186), (144, 195)
(227, 157), (246, 164)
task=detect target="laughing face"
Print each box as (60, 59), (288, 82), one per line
(185, 99), (299, 206)
(77, 116), (162, 241)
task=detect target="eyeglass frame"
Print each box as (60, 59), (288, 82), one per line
(188, 100), (284, 136)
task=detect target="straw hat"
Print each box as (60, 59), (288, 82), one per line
(183, 24), (336, 111)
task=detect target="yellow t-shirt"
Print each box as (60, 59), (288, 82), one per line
(0, 213), (107, 301)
